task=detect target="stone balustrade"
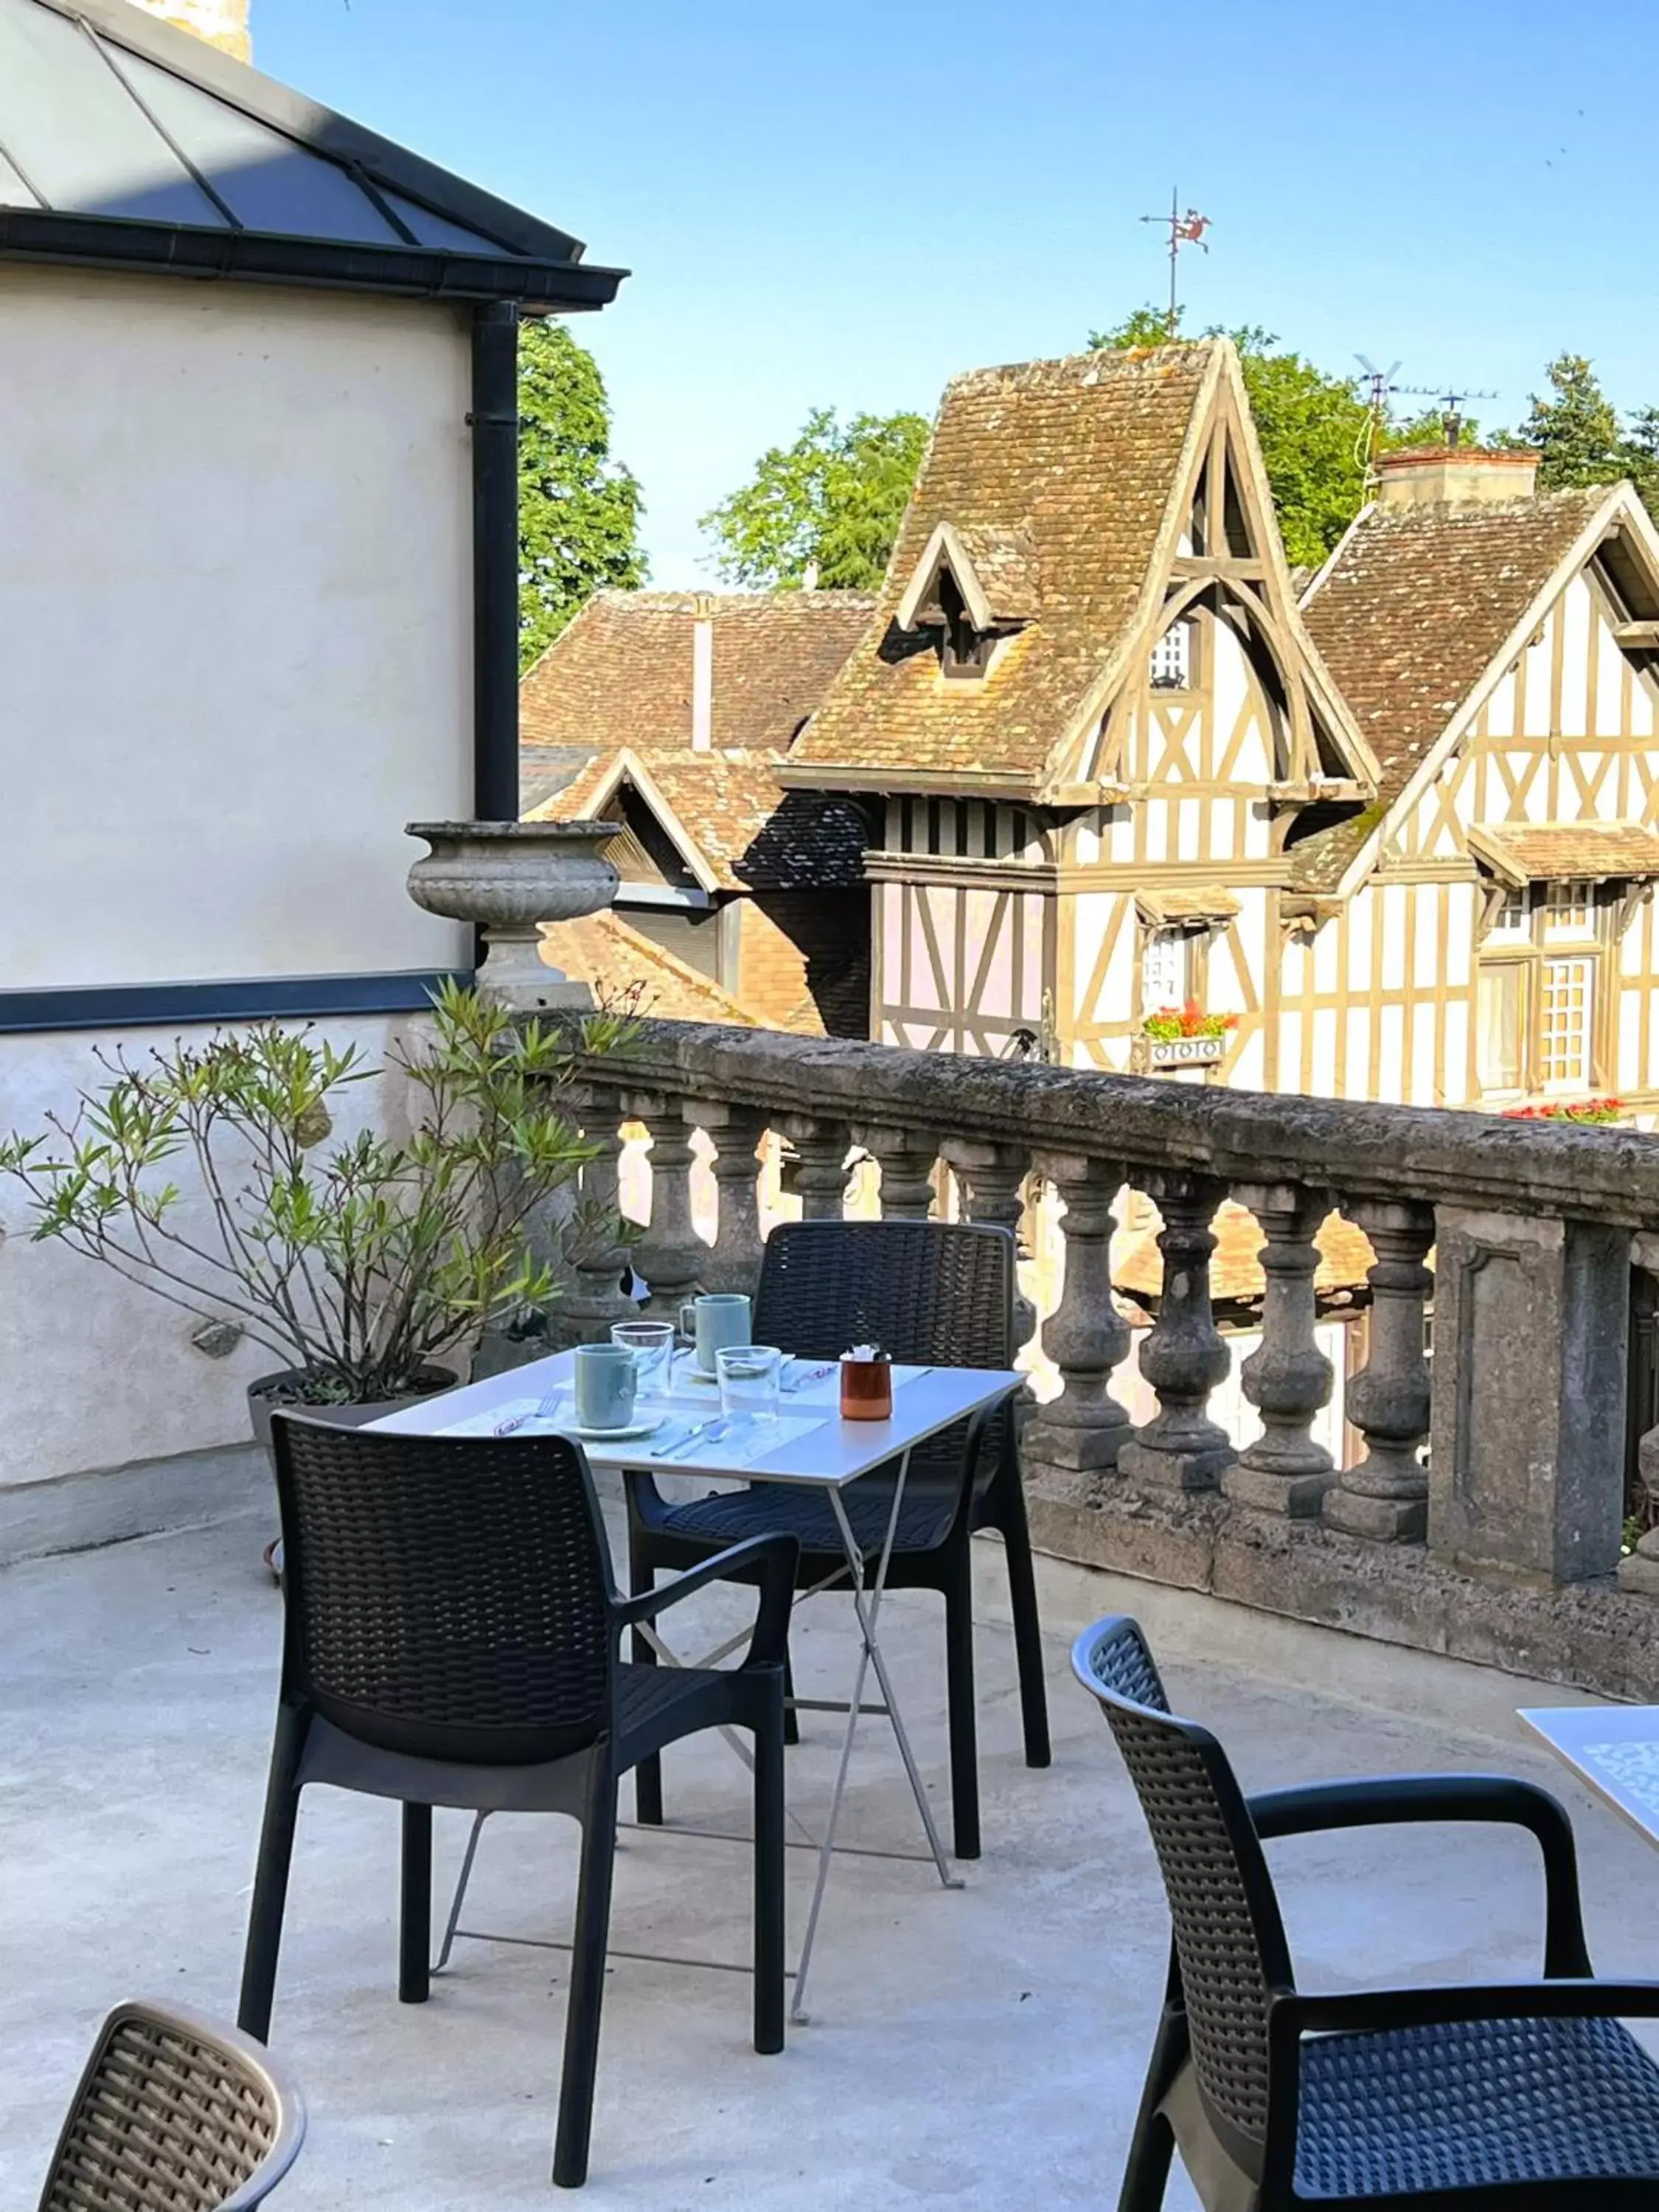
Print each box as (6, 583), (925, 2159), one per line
(546, 1018), (1659, 1699)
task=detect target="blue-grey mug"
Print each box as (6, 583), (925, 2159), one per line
(574, 1343), (637, 1430)
(679, 1293), (751, 1375)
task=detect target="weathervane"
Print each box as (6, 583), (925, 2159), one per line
(1395, 383), (1498, 450)
(1139, 189), (1211, 335)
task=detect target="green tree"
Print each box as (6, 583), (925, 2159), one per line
(1088, 307), (1369, 568)
(1515, 353), (1624, 491)
(518, 321), (644, 670)
(700, 406), (931, 591)
(1619, 406), (1659, 521)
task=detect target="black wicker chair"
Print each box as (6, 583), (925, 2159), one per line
(40, 1998), (305, 2212)
(625, 1218), (1050, 1861)
(1073, 1614), (1659, 2211)
(239, 1413), (798, 2191)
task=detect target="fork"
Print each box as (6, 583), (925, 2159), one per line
(493, 1390), (568, 1438)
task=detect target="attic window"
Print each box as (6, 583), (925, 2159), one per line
(939, 571), (993, 681)
(1150, 619), (1193, 691)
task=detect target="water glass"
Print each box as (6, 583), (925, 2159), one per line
(611, 1319), (675, 1399)
(716, 1343), (783, 1423)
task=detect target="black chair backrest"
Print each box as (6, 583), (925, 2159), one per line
(1072, 1616), (1294, 2171)
(271, 1414), (616, 1767)
(41, 1998), (304, 2212)
(754, 1219), (1015, 1370)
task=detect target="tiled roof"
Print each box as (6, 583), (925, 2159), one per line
(548, 911), (760, 1026)
(1115, 1202), (1376, 1307)
(793, 346), (1216, 785)
(521, 591), (874, 888)
(1469, 821), (1659, 884)
(1290, 486), (1607, 891)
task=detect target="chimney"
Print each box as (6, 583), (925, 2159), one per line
(128, 0), (251, 59)
(1376, 447), (1539, 513)
(690, 600), (714, 753)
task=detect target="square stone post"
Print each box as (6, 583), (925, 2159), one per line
(1429, 1206), (1629, 1585)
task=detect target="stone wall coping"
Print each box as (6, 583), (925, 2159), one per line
(575, 1018), (1659, 1229)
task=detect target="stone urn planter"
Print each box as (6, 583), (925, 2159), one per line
(406, 820), (622, 1012)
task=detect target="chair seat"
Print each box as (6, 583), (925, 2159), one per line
(1294, 2012), (1659, 2198)
(653, 1479), (959, 1559)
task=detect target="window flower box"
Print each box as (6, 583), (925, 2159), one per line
(1500, 1096), (1623, 1126)
(1134, 1001), (1237, 1073)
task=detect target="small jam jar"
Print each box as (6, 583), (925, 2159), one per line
(840, 1353), (893, 1421)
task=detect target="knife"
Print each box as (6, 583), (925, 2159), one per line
(652, 1415), (731, 1462)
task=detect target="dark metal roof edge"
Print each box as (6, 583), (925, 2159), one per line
(28, 0), (591, 265)
(0, 205), (627, 308)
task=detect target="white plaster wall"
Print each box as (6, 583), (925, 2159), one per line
(0, 268), (479, 1488)
(0, 1016), (438, 1486)
(0, 267), (473, 989)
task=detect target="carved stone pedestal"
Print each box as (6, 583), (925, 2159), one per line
(1323, 1200), (1433, 1543)
(1118, 1172), (1232, 1494)
(1221, 1183), (1336, 1519)
(1023, 1154), (1133, 1476)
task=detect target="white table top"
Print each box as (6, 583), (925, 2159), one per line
(1519, 1703), (1659, 1848)
(368, 1347), (1023, 1490)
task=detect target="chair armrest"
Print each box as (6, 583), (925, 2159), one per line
(615, 1532), (799, 1666)
(1248, 1773), (1591, 1977)
(1272, 1976), (1659, 2042)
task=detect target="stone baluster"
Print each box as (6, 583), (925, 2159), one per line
(941, 1136), (1038, 1349)
(1023, 1154), (1133, 1479)
(557, 1082), (638, 1343)
(693, 1101), (770, 1299)
(1118, 1171), (1233, 1492)
(1221, 1183), (1337, 1517)
(1324, 1200), (1434, 1542)
(854, 1123), (940, 1221)
(625, 1091), (705, 1324)
(776, 1114), (852, 1220)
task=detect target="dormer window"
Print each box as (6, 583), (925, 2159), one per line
(1150, 619), (1193, 691)
(939, 571), (993, 680)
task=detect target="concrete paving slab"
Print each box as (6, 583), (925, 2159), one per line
(3, 1502), (1658, 2210)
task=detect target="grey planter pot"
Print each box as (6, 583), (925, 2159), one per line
(247, 1366), (459, 1461)
(249, 1367), (459, 1581)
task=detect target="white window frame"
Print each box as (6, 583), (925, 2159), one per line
(1149, 619), (1194, 692)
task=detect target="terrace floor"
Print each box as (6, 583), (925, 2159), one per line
(4, 1485), (1658, 2211)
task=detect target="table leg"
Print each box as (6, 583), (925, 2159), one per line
(791, 1451), (961, 2025)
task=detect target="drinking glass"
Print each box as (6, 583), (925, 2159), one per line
(611, 1319), (675, 1399)
(716, 1343), (783, 1423)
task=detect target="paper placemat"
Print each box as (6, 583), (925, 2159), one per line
(432, 1397), (824, 1467)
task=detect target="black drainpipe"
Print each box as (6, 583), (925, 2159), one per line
(470, 300), (521, 822)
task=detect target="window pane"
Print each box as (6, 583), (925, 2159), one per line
(1142, 929), (1187, 1009)
(1150, 621), (1192, 690)
(1540, 956), (1594, 1088)
(1544, 880), (1595, 937)
(1477, 964), (1523, 1092)
(1489, 889), (1531, 939)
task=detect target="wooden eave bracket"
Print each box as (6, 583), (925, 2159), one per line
(1279, 893), (1341, 936)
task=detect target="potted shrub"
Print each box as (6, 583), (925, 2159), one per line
(1135, 998), (1239, 1071)
(0, 980), (636, 1459)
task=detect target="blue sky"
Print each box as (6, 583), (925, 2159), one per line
(259, 0), (1658, 586)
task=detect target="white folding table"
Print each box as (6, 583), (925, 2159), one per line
(1520, 1703), (1659, 1850)
(371, 1346), (1023, 2020)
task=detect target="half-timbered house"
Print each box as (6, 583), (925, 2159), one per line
(782, 341), (1380, 1077)
(1290, 448), (1659, 1107)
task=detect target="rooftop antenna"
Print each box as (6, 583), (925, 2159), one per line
(1395, 382), (1498, 450)
(1138, 188), (1211, 336)
(1355, 355), (1402, 498)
